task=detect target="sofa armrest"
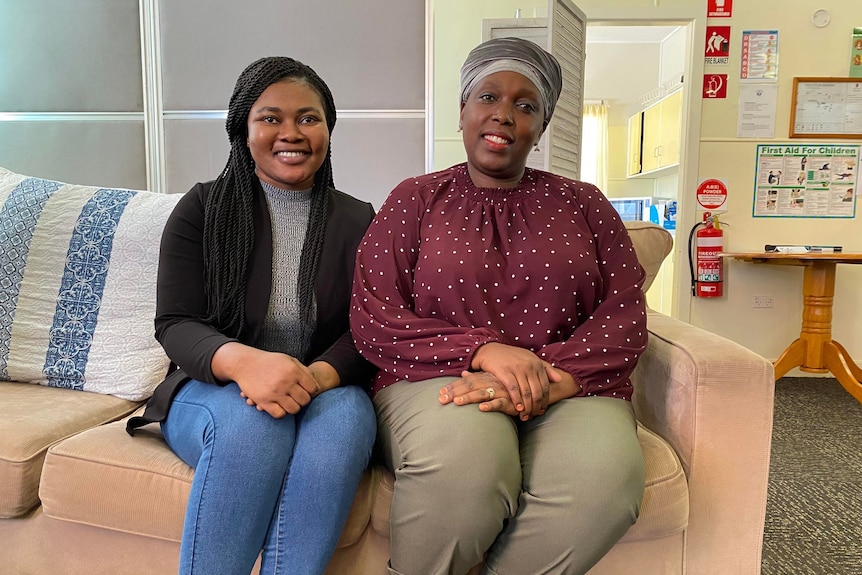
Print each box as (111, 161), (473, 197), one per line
(632, 310), (774, 575)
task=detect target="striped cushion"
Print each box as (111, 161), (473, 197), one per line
(0, 167), (181, 400)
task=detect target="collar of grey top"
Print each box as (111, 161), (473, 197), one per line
(259, 179), (313, 198)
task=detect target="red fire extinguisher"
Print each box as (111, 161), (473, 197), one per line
(688, 212), (724, 297)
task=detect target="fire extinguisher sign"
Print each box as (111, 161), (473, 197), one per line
(697, 179), (728, 211)
(707, 0), (733, 18)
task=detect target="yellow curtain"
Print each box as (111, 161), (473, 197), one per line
(581, 103), (609, 191)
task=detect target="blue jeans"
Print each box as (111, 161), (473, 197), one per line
(161, 380), (376, 575)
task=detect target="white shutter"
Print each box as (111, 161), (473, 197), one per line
(547, 0), (586, 180)
(482, 0), (586, 178)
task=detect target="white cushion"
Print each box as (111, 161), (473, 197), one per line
(0, 167), (181, 400)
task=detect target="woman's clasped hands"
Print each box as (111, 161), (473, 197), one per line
(438, 342), (561, 421)
(214, 342), (322, 418)
(238, 350), (321, 418)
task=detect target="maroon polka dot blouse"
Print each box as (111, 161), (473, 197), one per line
(350, 164), (647, 400)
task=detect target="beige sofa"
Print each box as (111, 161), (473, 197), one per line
(0, 168), (775, 575)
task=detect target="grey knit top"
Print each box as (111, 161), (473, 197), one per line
(256, 179), (315, 359)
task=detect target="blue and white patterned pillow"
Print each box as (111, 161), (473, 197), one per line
(0, 167), (181, 401)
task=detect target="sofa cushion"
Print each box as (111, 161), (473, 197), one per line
(0, 381), (139, 518)
(39, 416), (687, 546)
(620, 423), (689, 541)
(39, 413), (392, 546)
(0, 167), (181, 400)
(624, 221), (673, 292)
(40, 412), (192, 541)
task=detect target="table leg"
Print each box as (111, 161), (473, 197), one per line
(740, 255), (861, 404)
(830, 341), (862, 381)
(824, 341), (862, 404)
(798, 261), (835, 372)
(773, 338), (806, 379)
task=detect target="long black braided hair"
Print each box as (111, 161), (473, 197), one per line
(203, 56), (336, 342)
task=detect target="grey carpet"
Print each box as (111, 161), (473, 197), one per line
(761, 377), (862, 575)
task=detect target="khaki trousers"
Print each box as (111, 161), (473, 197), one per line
(373, 377), (645, 575)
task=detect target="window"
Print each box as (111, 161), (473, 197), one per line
(580, 102), (609, 190)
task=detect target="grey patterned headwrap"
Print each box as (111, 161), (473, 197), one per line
(460, 37), (563, 126)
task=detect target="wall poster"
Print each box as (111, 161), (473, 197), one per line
(851, 28), (862, 78)
(753, 143), (860, 218)
(741, 30), (779, 82)
(789, 77), (862, 138)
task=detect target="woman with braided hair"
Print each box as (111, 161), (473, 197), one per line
(126, 56), (377, 574)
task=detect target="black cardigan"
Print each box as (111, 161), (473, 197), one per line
(127, 180), (376, 434)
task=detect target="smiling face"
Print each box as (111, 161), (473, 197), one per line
(460, 70), (546, 188)
(246, 79), (329, 190)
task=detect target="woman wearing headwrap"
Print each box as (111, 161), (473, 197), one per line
(351, 37), (647, 574)
(126, 56), (377, 574)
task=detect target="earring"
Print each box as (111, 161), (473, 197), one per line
(533, 143), (541, 152)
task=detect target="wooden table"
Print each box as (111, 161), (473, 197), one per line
(723, 252), (862, 403)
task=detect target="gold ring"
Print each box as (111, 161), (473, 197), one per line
(486, 387), (496, 399)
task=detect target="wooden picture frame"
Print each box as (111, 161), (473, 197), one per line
(789, 77), (862, 139)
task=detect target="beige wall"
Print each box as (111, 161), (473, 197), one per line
(690, 0), (861, 372)
(435, 0), (862, 371)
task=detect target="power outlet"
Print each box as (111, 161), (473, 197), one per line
(753, 295), (774, 308)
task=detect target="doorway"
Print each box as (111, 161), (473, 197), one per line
(583, 23), (688, 314)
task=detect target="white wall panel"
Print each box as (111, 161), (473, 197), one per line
(1, 0), (426, 197)
(159, 0), (425, 111)
(0, 0), (142, 112)
(0, 122), (147, 189)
